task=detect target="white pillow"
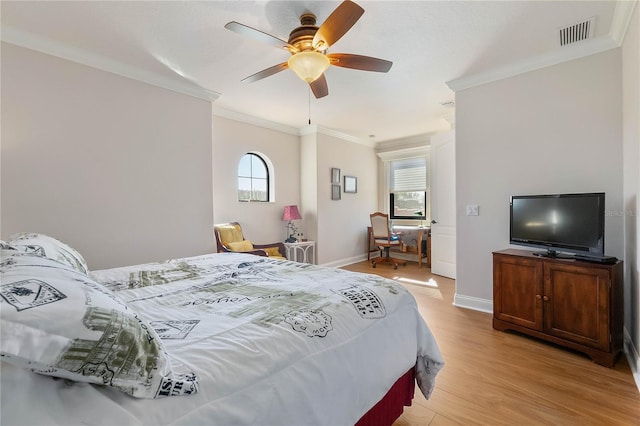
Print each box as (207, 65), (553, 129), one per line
(8, 233), (89, 275)
(0, 250), (198, 398)
(0, 240), (18, 251)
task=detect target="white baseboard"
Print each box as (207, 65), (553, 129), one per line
(321, 254), (370, 268)
(452, 293), (493, 314)
(623, 327), (640, 393)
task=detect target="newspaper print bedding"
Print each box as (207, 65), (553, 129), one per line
(0, 249), (196, 399)
(2, 252), (443, 426)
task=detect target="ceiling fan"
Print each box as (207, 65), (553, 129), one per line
(225, 0), (392, 99)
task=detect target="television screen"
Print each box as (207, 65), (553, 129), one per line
(510, 193), (605, 256)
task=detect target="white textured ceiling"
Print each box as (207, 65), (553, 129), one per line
(0, 1), (629, 143)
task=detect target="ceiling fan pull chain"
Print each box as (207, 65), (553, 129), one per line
(308, 88), (311, 125)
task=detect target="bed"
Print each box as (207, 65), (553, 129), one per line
(0, 233), (444, 426)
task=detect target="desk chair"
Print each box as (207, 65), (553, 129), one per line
(369, 212), (407, 270)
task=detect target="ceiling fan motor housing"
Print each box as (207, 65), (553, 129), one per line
(288, 13), (322, 52)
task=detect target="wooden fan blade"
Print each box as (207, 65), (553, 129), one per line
(225, 21), (296, 52)
(310, 74), (328, 99)
(328, 53), (392, 72)
(242, 62), (289, 83)
(312, 0), (364, 50)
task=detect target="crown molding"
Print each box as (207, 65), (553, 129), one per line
(299, 124), (321, 136)
(212, 106), (300, 136)
(212, 107), (372, 146)
(610, 0), (638, 45)
(311, 125), (373, 147)
(380, 133), (430, 146)
(376, 134), (430, 154)
(376, 145), (430, 162)
(1, 26), (221, 102)
(446, 35), (618, 92)
(447, 0), (636, 92)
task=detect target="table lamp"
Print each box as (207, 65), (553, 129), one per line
(283, 205), (302, 243)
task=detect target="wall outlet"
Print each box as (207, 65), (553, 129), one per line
(466, 204), (479, 216)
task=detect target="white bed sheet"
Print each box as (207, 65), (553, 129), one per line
(1, 252), (443, 426)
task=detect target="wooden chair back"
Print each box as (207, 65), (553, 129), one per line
(370, 212), (392, 244)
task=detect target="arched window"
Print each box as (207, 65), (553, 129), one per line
(238, 153), (270, 202)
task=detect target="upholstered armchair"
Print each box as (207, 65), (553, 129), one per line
(214, 222), (287, 260)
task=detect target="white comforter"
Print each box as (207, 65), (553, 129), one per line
(1, 252), (443, 426)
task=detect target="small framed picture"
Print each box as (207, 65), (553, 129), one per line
(331, 184), (341, 200)
(331, 168), (340, 184)
(344, 175), (357, 193)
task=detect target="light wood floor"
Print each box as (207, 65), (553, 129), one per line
(341, 260), (640, 426)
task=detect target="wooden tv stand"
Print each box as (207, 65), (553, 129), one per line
(492, 249), (623, 367)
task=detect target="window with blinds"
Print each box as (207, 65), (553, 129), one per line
(390, 158), (428, 192)
(389, 157), (429, 220)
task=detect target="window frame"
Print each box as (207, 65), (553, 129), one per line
(377, 147), (431, 224)
(390, 191), (427, 220)
(237, 152), (270, 202)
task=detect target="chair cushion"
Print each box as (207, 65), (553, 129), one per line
(263, 247), (282, 257)
(226, 240), (254, 252)
(374, 238), (401, 246)
(217, 224), (244, 245)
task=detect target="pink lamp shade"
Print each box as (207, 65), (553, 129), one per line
(282, 205), (302, 221)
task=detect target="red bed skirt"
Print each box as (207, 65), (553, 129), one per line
(355, 368), (416, 426)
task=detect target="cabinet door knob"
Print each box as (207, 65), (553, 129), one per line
(543, 295), (550, 301)
(536, 294), (542, 299)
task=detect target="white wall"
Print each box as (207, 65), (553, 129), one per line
(212, 116), (300, 245)
(622, 2), (640, 382)
(1, 43), (214, 269)
(300, 131), (318, 244)
(456, 49), (624, 304)
(315, 133), (378, 265)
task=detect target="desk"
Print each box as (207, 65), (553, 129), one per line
(367, 226), (431, 268)
(284, 241), (316, 264)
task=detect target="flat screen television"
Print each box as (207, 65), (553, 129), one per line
(509, 192), (605, 258)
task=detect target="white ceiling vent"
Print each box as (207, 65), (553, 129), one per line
(558, 17), (595, 46)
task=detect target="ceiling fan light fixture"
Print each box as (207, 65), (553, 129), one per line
(287, 51), (330, 83)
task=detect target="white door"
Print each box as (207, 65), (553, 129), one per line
(430, 130), (456, 278)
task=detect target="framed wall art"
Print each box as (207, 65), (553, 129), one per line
(331, 168), (340, 184)
(331, 184), (341, 200)
(344, 176), (357, 194)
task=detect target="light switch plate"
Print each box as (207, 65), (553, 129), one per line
(466, 204), (479, 216)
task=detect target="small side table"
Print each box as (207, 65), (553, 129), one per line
(284, 241), (316, 264)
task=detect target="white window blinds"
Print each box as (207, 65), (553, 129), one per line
(390, 157), (428, 192)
